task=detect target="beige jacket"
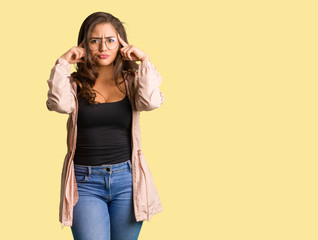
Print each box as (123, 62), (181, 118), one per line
(46, 57), (165, 227)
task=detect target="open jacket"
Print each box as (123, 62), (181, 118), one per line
(46, 57), (165, 227)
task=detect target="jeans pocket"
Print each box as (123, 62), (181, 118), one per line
(74, 165), (89, 183)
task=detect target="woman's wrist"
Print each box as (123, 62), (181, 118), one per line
(141, 56), (150, 62)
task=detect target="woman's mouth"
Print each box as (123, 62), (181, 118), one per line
(98, 54), (110, 59)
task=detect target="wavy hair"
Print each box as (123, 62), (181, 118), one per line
(70, 11), (139, 105)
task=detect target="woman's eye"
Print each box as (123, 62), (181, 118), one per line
(91, 40), (98, 44)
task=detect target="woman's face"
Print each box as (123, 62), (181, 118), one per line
(89, 22), (120, 66)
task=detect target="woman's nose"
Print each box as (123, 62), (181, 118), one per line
(99, 41), (108, 51)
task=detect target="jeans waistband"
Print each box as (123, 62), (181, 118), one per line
(74, 160), (131, 175)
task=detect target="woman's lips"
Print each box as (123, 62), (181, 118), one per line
(98, 55), (110, 59)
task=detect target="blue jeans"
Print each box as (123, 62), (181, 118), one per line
(71, 160), (143, 240)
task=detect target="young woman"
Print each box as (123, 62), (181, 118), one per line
(46, 11), (165, 240)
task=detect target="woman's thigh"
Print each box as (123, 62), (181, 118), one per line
(108, 161), (143, 240)
(71, 195), (110, 240)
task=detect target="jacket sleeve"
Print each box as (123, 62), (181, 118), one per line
(134, 59), (165, 111)
(46, 57), (75, 114)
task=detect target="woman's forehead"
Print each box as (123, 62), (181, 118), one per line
(91, 23), (117, 36)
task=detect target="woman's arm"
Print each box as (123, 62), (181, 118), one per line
(134, 59), (165, 111)
(46, 57), (76, 114)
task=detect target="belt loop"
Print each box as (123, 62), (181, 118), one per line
(128, 160), (132, 172)
(88, 166), (91, 176)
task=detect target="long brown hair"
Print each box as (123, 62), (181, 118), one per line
(70, 11), (139, 105)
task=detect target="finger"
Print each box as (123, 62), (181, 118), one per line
(76, 50), (85, 62)
(74, 58), (84, 63)
(72, 49), (80, 61)
(78, 48), (85, 57)
(126, 46), (135, 61)
(120, 50), (127, 60)
(117, 33), (128, 47)
(120, 51), (129, 60)
(75, 48), (85, 59)
(121, 45), (132, 59)
(120, 46), (127, 59)
(120, 45), (130, 54)
(75, 49), (80, 59)
(79, 40), (84, 48)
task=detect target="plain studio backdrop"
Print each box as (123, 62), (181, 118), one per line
(0, 0), (317, 239)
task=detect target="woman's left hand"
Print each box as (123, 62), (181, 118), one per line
(117, 33), (150, 62)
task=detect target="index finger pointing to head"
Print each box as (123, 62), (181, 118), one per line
(117, 33), (128, 47)
(79, 40), (84, 47)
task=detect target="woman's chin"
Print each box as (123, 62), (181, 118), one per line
(96, 58), (113, 66)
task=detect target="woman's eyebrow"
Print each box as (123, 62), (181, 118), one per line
(90, 36), (115, 39)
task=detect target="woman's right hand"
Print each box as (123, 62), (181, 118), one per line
(60, 40), (85, 64)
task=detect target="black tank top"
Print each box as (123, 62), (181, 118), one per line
(73, 93), (133, 166)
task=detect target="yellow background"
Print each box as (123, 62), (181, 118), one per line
(0, 0), (317, 239)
